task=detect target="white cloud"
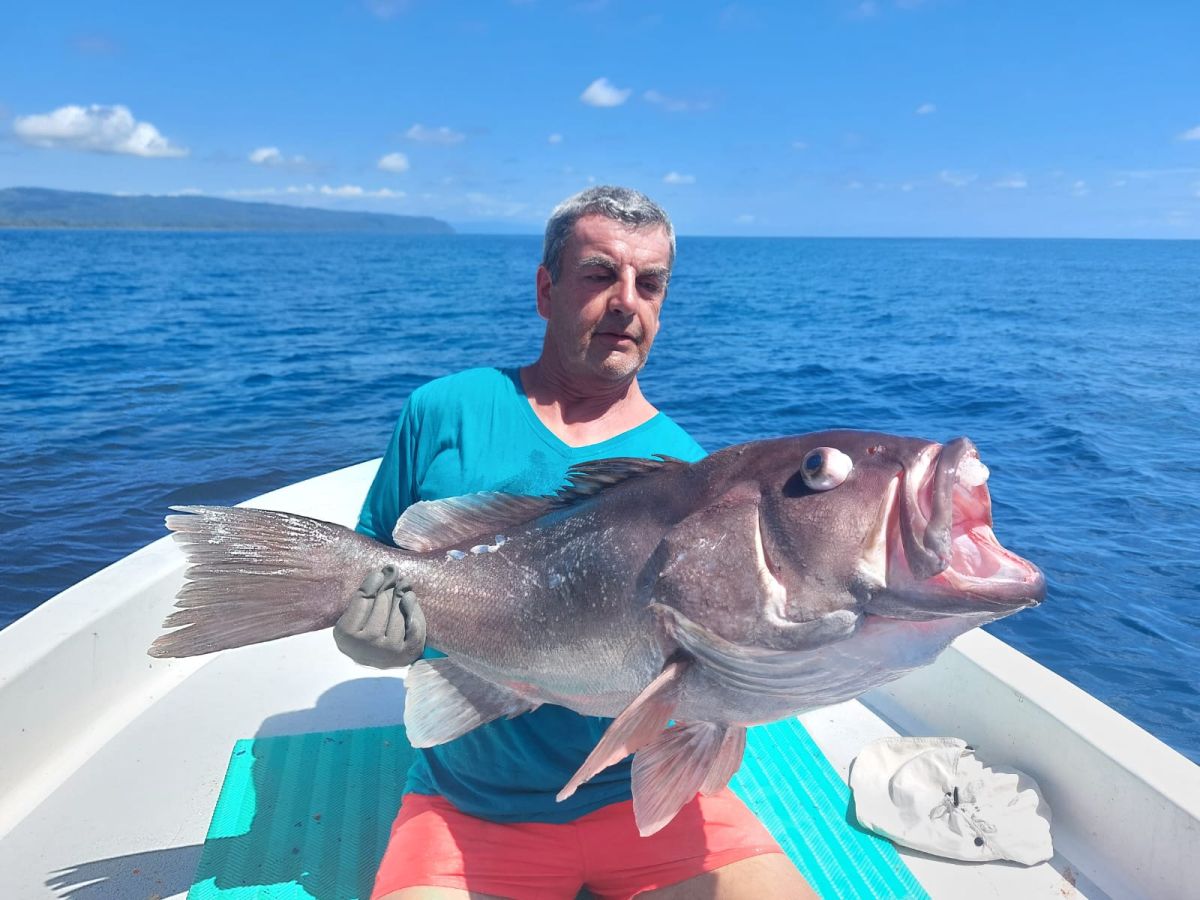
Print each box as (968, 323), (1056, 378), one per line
(248, 146), (308, 168)
(900, 182), (915, 192)
(226, 184), (405, 199)
(13, 104), (187, 157)
(405, 123), (465, 144)
(735, 213), (755, 224)
(847, 180), (864, 190)
(580, 77), (631, 108)
(548, 133), (563, 144)
(378, 152), (410, 173)
(1117, 167), (1200, 180)
(663, 171), (695, 185)
(168, 187), (204, 197)
(1177, 125), (1200, 141)
(643, 89), (708, 113)
(939, 169), (977, 188)
(915, 102), (936, 115)
(791, 140), (808, 150)
(994, 174), (1028, 189)
(853, 2), (878, 19)
(1072, 179), (1089, 197)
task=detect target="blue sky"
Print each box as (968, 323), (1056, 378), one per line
(3, 1), (1199, 237)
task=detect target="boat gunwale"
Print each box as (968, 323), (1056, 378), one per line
(0, 459), (1195, 899)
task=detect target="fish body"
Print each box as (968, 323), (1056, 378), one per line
(153, 430), (1044, 834)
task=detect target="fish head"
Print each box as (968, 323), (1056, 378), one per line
(753, 430), (1044, 628)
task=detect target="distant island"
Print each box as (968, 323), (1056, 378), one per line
(0, 187), (454, 234)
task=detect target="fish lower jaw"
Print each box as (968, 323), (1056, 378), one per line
(883, 514), (1045, 614)
(894, 441), (1041, 595)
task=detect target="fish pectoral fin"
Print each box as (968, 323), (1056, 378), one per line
(556, 655), (689, 804)
(403, 658), (537, 748)
(651, 602), (841, 697)
(632, 722), (747, 836)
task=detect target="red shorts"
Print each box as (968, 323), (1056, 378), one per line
(370, 789), (784, 900)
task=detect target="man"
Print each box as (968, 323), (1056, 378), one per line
(337, 187), (815, 899)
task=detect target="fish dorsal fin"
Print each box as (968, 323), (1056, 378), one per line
(554, 455), (686, 505)
(392, 455), (686, 553)
(393, 493), (554, 552)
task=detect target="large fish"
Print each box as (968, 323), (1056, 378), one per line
(150, 431), (1044, 835)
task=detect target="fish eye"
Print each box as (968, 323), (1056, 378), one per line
(800, 447), (853, 492)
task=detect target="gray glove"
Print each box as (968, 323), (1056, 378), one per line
(333, 565), (427, 668)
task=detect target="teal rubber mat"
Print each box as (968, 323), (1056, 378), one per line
(189, 719), (925, 899)
(733, 717), (927, 900)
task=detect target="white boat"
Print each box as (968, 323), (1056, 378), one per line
(1, 461), (1196, 899)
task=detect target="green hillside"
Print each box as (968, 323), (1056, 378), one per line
(0, 187), (454, 234)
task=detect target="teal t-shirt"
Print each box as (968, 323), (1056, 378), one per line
(356, 367), (707, 823)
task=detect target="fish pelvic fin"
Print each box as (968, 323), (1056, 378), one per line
(404, 658), (538, 748)
(149, 505), (385, 658)
(633, 722), (748, 836)
(556, 655), (689, 804)
(700, 724), (748, 796)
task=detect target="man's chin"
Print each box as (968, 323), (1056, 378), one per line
(590, 352), (646, 382)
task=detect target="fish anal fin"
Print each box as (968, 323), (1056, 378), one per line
(556, 655), (689, 803)
(404, 658), (536, 747)
(632, 721), (743, 836)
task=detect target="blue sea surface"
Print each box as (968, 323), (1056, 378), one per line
(1, 231), (1197, 762)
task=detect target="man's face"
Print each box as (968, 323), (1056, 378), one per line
(536, 214), (672, 385)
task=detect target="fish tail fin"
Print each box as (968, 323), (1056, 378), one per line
(148, 505), (387, 658)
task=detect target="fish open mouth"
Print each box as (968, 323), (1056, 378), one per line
(885, 438), (1045, 613)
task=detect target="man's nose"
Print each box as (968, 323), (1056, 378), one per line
(607, 270), (638, 313)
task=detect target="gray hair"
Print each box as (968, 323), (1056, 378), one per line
(541, 186), (676, 282)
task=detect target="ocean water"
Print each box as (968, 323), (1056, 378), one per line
(1, 231), (1197, 762)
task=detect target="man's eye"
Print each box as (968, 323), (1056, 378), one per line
(640, 280), (665, 294)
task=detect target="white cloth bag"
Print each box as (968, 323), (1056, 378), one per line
(850, 736), (1053, 866)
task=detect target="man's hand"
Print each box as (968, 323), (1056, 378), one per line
(333, 565), (427, 668)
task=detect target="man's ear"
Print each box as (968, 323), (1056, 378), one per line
(535, 265), (553, 320)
